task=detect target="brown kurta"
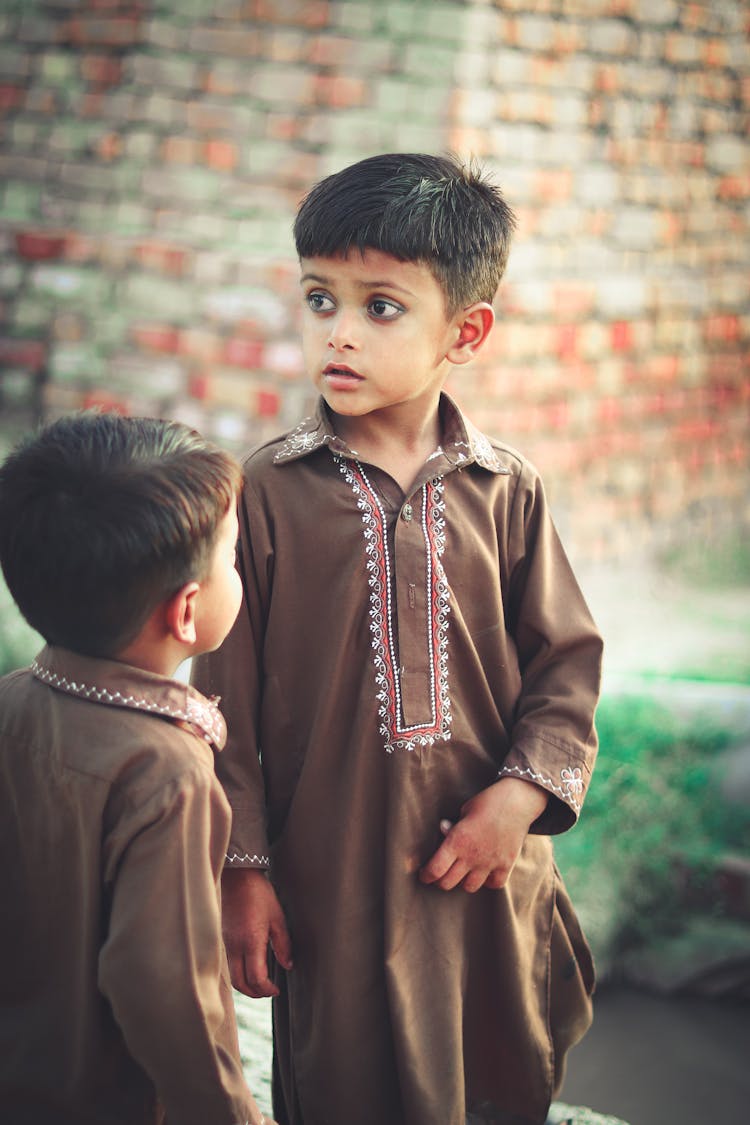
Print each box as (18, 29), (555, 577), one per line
(193, 395), (603, 1125)
(0, 646), (256, 1125)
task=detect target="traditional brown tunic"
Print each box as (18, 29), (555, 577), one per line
(193, 395), (603, 1125)
(0, 646), (256, 1125)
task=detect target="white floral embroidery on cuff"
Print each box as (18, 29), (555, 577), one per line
(561, 766), (583, 800)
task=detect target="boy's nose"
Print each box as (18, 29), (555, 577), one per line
(327, 310), (358, 350)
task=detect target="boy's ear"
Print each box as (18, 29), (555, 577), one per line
(446, 302), (495, 366)
(165, 581), (200, 646)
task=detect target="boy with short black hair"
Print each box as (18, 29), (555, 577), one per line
(0, 412), (276, 1125)
(194, 153), (603, 1125)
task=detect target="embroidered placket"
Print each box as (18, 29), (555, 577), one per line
(335, 455), (452, 753)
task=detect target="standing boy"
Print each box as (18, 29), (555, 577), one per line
(193, 153), (603, 1125)
(0, 412), (277, 1125)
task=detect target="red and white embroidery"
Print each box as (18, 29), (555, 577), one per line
(335, 456), (452, 753)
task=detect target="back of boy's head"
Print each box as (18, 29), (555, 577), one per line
(293, 152), (516, 313)
(0, 412), (241, 660)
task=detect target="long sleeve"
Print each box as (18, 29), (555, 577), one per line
(498, 459), (603, 834)
(191, 477), (272, 869)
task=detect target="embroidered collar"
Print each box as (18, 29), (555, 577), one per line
(272, 395), (511, 475)
(31, 647), (227, 750)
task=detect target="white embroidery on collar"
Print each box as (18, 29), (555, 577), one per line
(273, 417), (329, 462)
(31, 660), (226, 748)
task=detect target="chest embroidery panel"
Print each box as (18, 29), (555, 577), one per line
(334, 455), (452, 754)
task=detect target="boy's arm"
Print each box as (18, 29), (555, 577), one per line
(498, 459), (603, 835)
(191, 481), (293, 997)
(192, 487), (271, 870)
(424, 459), (602, 892)
(99, 765), (268, 1125)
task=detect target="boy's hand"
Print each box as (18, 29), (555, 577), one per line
(419, 777), (548, 893)
(221, 867), (293, 998)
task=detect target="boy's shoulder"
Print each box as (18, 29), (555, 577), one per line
(0, 647), (224, 788)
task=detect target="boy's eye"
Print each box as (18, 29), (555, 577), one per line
(368, 298), (404, 320)
(306, 291), (335, 313)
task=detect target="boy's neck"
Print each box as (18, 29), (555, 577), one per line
(113, 634), (187, 680)
(333, 403), (442, 494)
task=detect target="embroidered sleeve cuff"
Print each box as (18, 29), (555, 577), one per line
(225, 851), (270, 869)
(224, 805), (271, 868)
(497, 742), (591, 834)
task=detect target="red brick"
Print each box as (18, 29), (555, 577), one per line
(80, 54), (123, 88)
(648, 355), (680, 382)
(202, 138), (237, 172)
(308, 35), (354, 68)
(254, 0), (330, 28)
(132, 324), (181, 354)
(15, 231), (67, 261)
(189, 373), (210, 401)
(82, 391), (129, 414)
(598, 396), (623, 425)
(95, 131), (123, 161)
(0, 338), (47, 371)
(62, 16), (142, 49)
(256, 388), (281, 418)
(611, 321), (634, 352)
(162, 135), (202, 165)
(223, 337), (264, 369)
(544, 401), (570, 431)
(134, 242), (191, 277)
(554, 324), (578, 360)
(0, 85), (24, 112)
(313, 74), (367, 109)
(704, 314), (740, 343)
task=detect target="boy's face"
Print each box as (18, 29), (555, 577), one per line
(299, 249), (462, 427)
(192, 504), (242, 656)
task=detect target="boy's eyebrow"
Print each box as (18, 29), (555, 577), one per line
(300, 270), (416, 298)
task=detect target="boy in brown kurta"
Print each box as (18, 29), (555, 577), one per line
(192, 153), (603, 1125)
(0, 413), (277, 1125)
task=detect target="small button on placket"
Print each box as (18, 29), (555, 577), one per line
(401, 502), (413, 523)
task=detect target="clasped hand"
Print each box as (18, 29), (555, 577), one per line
(418, 777), (549, 894)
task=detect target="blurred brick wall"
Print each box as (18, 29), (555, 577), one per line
(0, 0), (748, 561)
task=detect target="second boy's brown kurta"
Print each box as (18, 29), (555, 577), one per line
(193, 396), (603, 1125)
(0, 647), (255, 1125)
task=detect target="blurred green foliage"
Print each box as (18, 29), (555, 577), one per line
(555, 694), (750, 966)
(660, 525), (750, 589)
(0, 576), (41, 676)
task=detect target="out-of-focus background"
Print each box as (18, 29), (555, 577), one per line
(1, 2), (748, 1122)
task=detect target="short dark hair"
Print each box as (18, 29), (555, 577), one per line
(0, 411), (242, 659)
(293, 152), (516, 313)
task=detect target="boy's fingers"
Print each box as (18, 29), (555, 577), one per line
(461, 868), (489, 894)
(269, 917), (294, 971)
(225, 949), (250, 994)
(419, 838), (455, 884)
(242, 944), (279, 999)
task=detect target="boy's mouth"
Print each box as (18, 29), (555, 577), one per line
(323, 363), (363, 384)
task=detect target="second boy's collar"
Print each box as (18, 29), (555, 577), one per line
(31, 647), (228, 751)
(272, 395), (512, 476)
